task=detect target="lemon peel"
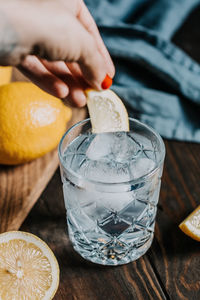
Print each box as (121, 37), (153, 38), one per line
(85, 89), (129, 133)
(179, 205), (200, 241)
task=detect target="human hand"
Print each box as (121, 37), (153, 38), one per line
(0, 0), (115, 106)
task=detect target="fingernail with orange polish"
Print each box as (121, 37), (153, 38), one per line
(101, 74), (112, 89)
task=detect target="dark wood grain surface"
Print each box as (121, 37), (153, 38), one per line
(21, 7), (200, 300)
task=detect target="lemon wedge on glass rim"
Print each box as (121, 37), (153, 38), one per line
(179, 205), (200, 241)
(0, 231), (60, 299)
(85, 89), (129, 133)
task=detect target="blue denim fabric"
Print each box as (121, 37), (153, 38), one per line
(85, 0), (200, 142)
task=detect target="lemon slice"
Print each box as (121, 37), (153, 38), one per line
(0, 231), (60, 299)
(85, 89), (129, 133)
(179, 205), (200, 241)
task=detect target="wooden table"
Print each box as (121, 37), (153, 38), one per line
(20, 8), (200, 300)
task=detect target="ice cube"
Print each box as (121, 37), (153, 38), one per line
(111, 132), (142, 163)
(119, 199), (147, 224)
(131, 132), (153, 152)
(97, 190), (135, 211)
(131, 158), (155, 179)
(86, 133), (112, 160)
(81, 132), (149, 183)
(86, 132), (142, 163)
(79, 159), (131, 183)
(63, 133), (95, 173)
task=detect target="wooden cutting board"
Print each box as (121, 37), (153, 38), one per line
(0, 68), (87, 233)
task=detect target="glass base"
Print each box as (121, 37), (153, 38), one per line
(70, 232), (154, 266)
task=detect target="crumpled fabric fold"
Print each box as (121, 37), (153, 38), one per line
(85, 0), (200, 142)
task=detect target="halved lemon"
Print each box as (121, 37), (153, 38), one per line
(0, 231), (60, 299)
(179, 205), (200, 241)
(85, 89), (129, 133)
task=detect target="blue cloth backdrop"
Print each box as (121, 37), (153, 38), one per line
(85, 0), (200, 142)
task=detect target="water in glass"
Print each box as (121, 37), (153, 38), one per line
(61, 130), (163, 265)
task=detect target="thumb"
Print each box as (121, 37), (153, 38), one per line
(35, 12), (110, 90)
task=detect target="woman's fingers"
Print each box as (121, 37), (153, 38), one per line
(28, 11), (109, 90)
(66, 62), (89, 88)
(19, 57), (88, 106)
(18, 56), (69, 99)
(57, 0), (115, 78)
(41, 60), (87, 107)
(76, 0), (115, 78)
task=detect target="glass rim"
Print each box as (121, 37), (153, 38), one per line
(58, 117), (165, 187)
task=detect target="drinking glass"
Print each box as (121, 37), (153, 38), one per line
(59, 118), (165, 266)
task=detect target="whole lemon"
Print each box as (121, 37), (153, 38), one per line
(0, 66), (12, 85)
(0, 82), (72, 165)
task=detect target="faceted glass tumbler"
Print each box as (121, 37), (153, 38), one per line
(59, 118), (165, 266)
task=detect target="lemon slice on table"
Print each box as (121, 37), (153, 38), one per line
(0, 231), (60, 299)
(179, 205), (200, 241)
(85, 89), (129, 133)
